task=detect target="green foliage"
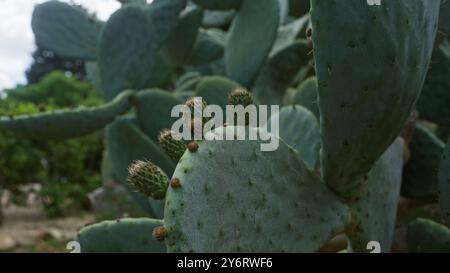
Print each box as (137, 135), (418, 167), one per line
(0, 72), (104, 217)
(6, 71), (101, 107)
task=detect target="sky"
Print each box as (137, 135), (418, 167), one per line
(0, 0), (124, 91)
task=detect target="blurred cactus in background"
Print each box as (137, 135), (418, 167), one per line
(0, 0), (449, 252)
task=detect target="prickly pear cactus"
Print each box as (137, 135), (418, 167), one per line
(407, 218), (450, 252)
(311, 0), (440, 199)
(76, 218), (166, 253)
(164, 126), (351, 252)
(3, 0), (448, 253)
(347, 139), (403, 253)
(0, 91), (133, 139)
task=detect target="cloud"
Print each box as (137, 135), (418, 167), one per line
(0, 0), (122, 92)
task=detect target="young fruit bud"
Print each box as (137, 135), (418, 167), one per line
(170, 177), (181, 188)
(228, 88), (253, 107)
(187, 141), (199, 152)
(158, 129), (186, 161)
(127, 160), (168, 200)
(153, 226), (168, 241)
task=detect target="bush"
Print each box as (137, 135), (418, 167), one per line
(0, 71), (104, 217)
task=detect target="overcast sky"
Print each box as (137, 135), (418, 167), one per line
(0, 0), (125, 91)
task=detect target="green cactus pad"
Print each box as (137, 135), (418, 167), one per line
(185, 30), (225, 66)
(402, 124), (444, 199)
(106, 117), (174, 180)
(253, 40), (311, 105)
(272, 14), (309, 56)
(347, 139), (403, 253)
(134, 89), (183, 142)
(76, 218), (166, 253)
(195, 76), (241, 109)
(278, 0), (289, 25)
(99, 5), (158, 100)
(268, 106), (320, 169)
(175, 73), (202, 93)
(438, 137), (450, 220)
(175, 72), (201, 89)
(32, 1), (102, 60)
(0, 91), (133, 140)
(418, 41), (450, 128)
(164, 126), (351, 252)
(85, 62), (103, 96)
(192, 0), (242, 10)
(158, 129), (187, 161)
(90, 181), (151, 221)
(174, 92), (196, 102)
(202, 10), (235, 28)
(289, 0), (310, 17)
(225, 0), (279, 86)
(437, 0), (450, 44)
(407, 218), (450, 253)
(161, 7), (204, 66)
(147, 54), (173, 89)
(311, 0), (440, 199)
(106, 117), (174, 218)
(146, 0), (187, 46)
(289, 77), (320, 119)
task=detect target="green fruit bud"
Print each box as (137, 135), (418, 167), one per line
(127, 160), (168, 199)
(153, 226), (168, 241)
(158, 129), (186, 161)
(228, 88), (253, 107)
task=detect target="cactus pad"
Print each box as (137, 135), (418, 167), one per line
(99, 5), (158, 100)
(347, 139), (403, 253)
(76, 218), (166, 253)
(225, 0), (280, 86)
(32, 1), (101, 60)
(0, 91), (133, 140)
(268, 106), (320, 168)
(311, 0), (440, 199)
(164, 126), (351, 252)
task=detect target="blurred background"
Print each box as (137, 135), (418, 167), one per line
(0, 0), (146, 252)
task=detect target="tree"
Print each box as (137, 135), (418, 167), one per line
(25, 47), (86, 84)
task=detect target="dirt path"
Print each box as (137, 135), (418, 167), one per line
(0, 204), (94, 252)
